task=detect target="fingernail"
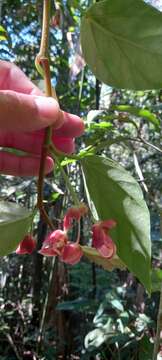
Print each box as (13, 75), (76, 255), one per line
(35, 96), (60, 121)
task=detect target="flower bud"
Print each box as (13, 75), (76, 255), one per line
(16, 235), (36, 255)
(92, 220), (116, 259)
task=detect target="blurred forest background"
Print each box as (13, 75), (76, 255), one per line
(0, 0), (162, 359)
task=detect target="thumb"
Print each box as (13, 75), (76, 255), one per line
(0, 90), (64, 132)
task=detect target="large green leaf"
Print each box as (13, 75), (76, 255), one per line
(81, 155), (151, 292)
(0, 201), (32, 256)
(81, 0), (162, 90)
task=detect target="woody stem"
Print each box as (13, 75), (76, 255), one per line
(36, 0), (54, 230)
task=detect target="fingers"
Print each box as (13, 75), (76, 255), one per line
(52, 136), (75, 154)
(0, 152), (54, 176)
(0, 60), (42, 95)
(0, 61), (84, 135)
(54, 112), (84, 137)
(0, 90), (64, 132)
(0, 131), (75, 155)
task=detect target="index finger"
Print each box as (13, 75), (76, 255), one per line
(0, 60), (42, 95)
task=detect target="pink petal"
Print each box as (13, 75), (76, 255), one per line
(16, 235), (36, 255)
(101, 219), (117, 231)
(44, 229), (67, 245)
(38, 246), (57, 256)
(60, 243), (83, 265)
(97, 241), (116, 259)
(63, 204), (88, 231)
(39, 230), (68, 257)
(92, 224), (105, 248)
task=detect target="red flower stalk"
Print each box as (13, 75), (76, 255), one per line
(92, 220), (116, 259)
(63, 203), (88, 231)
(16, 235), (36, 255)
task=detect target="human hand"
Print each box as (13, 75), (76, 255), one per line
(0, 60), (84, 176)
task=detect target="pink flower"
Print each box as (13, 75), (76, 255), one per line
(39, 204), (87, 265)
(92, 220), (116, 259)
(63, 203), (88, 231)
(60, 243), (83, 265)
(39, 229), (68, 256)
(16, 235), (36, 255)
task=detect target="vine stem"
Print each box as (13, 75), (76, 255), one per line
(50, 145), (80, 207)
(36, 0), (55, 230)
(153, 210), (162, 360)
(153, 285), (162, 360)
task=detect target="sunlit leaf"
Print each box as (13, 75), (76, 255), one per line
(81, 155), (151, 292)
(111, 104), (160, 130)
(81, 0), (162, 90)
(0, 25), (8, 41)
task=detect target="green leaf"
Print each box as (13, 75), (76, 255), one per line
(89, 122), (113, 130)
(139, 335), (153, 360)
(56, 297), (90, 311)
(111, 105), (160, 130)
(110, 299), (124, 312)
(0, 25), (7, 41)
(81, 0), (162, 90)
(0, 201), (32, 256)
(151, 268), (162, 293)
(81, 155), (151, 292)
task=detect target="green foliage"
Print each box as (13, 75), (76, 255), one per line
(0, 25), (7, 41)
(81, 0), (162, 90)
(82, 155), (151, 292)
(151, 268), (162, 292)
(111, 104), (160, 130)
(85, 289), (154, 358)
(0, 201), (32, 256)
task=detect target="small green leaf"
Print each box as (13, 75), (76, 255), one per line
(0, 25), (7, 41)
(81, 0), (162, 90)
(56, 297), (90, 311)
(110, 299), (124, 312)
(112, 105), (160, 129)
(0, 201), (32, 256)
(81, 155), (151, 292)
(89, 122), (113, 130)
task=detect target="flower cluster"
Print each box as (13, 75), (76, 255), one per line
(16, 204), (117, 266)
(39, 204), (88, 265)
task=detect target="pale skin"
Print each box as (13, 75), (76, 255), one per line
(0, 60), (84, 176)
